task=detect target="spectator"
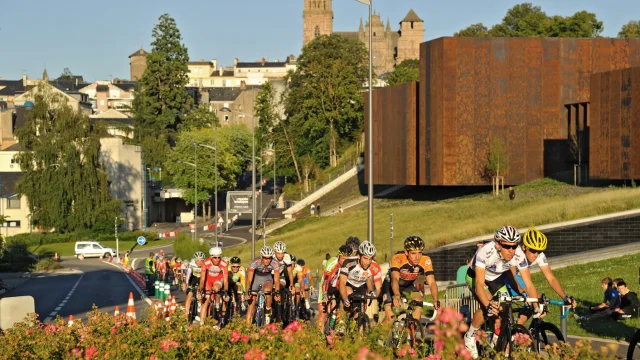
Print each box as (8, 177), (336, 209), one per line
(509, 186), (516, 200)
(339, 206), (343, 214)
(590, 277), (620, 314)
(613, 280), (640, 320)
(310, 203), (316, 217)
(317, 204), (321, 216)
(613, 278), (624, 289)
(457, 253), (474, 285)
(322, 253), (330, 268)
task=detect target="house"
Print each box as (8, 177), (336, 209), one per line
(78, 81), (135, 113)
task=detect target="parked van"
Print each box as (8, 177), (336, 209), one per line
(74, 241), (116, 259)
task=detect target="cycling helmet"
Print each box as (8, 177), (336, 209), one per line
(175, 258), (182, 263)
(494, 226), (521, 243)
(230, 256), (241, 265)
(346, 236), (361, 253)
(194, 251), (206, 259)
(273, 241), (286, 253)
(522, 227), (547, 251)
(338, 244), (353, 257)
(209, 247), (222, 256)
(404, 236), (425, 251)
(260, 246), (274, 258)
(359, 241), (376, 257)
(290, 254), (297, 262)
(296, 259), (306, 266)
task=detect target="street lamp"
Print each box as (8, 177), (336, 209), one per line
(355, 0), (374, 244)
(238, 112), (257, 260)
(178, 159), (197, 241)
(194, 142), (218, 244)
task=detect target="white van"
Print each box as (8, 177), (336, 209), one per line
(74, 241), (116, 258)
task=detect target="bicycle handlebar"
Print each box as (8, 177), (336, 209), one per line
(402, 299), (438, 321)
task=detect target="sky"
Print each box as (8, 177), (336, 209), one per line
(0, 0), (639, 82)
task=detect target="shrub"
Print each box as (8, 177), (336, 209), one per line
(173, 233), (210, 260)
(0, 241), (37, 272)
(5, 230), (158, 248)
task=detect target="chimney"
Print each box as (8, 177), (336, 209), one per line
(219, 67), (223, 76)
(75, 78), (78, 86)
(22, 74), (27, 87)
(261, 57), (266, 66)
(234, 58), (239, 66)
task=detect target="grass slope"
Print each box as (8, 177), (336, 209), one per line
(228, 179), (640, 275)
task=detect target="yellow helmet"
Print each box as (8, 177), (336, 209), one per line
(522, 227), (547, 251)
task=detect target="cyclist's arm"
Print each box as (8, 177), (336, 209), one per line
(510, 266), (525, 294)
(185, 267), (192, 285)
(274, 269), (281, 292)
(473, 267), (492, 307)
(239, 272), (246, 292)
(540, 265), (567, 299)
(246, 269), (254, 293)
(339, 273), (349, 302)
(518, 267), (539, 305)
(199, 266), (206, 291)
(306, 270), (314, 287)
(425, 273), (439, 307)
(288, 264), (294, 286)
(222, 265), (229, 292)
(390, 270), (401, 298)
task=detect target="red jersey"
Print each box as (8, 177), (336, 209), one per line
(202, 258), (228, 289)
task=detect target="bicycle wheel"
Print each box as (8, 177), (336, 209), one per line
(187, 297), (198, 324)
(356, 314), (370, 335)
(496, 324), (533, 357)
(627, 329), (640, 360)
(532, 321), (564, 354)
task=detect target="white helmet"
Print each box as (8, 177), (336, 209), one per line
(209, 247), (222, 256)
(260, 246), (274, 258)
(494, 226), (521, 243)
(358, 241), (376, 257)
(273, 241), (286, 253)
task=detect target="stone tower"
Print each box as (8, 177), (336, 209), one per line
(359, 11), (395, 75)
(395, 9), (424, 65)
(303, 0), (333, 46)
(129, 48), (149, 81)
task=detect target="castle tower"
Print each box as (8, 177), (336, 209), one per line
(303, 0), (333, 46)
(129, 48), (149, 81)
(360, 11), (394, 75)
(395, 9), (424, 65)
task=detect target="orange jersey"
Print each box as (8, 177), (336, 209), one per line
(390, 253), (434, 287)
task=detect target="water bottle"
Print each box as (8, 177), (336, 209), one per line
(265, 313), (271, 325)
(329, 313), (336, 329)
(392, 321), (401, 339)
(305, 298), (311, 310)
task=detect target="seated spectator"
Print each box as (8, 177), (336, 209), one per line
(590, 277), (620, 314)
(613, 278), (624, 289)
(613, 280), (640, 320)
(456, 253), (474, 285)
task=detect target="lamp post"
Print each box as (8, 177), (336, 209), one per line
(238, 112), (257, 260)
(194, 142), (218, 243)
(355, 0), (374, 244)
(178, 159), (197, 241)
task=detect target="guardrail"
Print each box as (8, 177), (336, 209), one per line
(444, 283), (479, 324)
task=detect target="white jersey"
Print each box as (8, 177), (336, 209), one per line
(472, 241), (528, 281)
(273, 253), (292, 274)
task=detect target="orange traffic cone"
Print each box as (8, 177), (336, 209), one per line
(99, 255), (104, 261)
(53, 252), (60, 261)
(114, 306), (120, 317)
(156, 300), (163, 318)
(170, 296), (176, 315)
(164, 298), (170, 319)
(68, 314), (75, 327)
(125, 292), (136, 322)
(79, 253), (84, 261)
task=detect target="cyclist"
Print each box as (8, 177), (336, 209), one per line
(184, 252), (205, 321)
(509, 227), (576, 324)
(389, 236), (440, 323)
(199, 247), (229, 326)
(464, 226), (541, 359)
(317, 244), (353, 331)
(245, 246), (281, 325)
(228, 256), (247, 311)
(155, 255), (167, 282)
(339, 241), (381, 310)
(293, 258), (314, 313)
(173, 258), (184, 286)
(273, 241), (295, 294)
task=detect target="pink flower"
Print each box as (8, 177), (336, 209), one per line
(408, 347), (417, 358)
(284, 320), (303, 333)
(160, 339), (179, 352)
(326, 332), (335, 349)
(283, 334), (293, 343)
(425, 355), (443, 360)
(355, 347), (370, 360)
(85, 347), (98, 359)
(244, 347), (267, 360)
(150, 356), (158, 360)
(71, 348), (83, 358)
(397, 347), (407, 357)
(230, 330), (242, 343)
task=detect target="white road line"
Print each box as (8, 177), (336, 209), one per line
(103, 259), (153, 306)
(43, 272), (84, 323)
(132, 258), (138, 270)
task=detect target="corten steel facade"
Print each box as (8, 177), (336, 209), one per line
(365, 37), (640, 186)
(364, 82), (419, 185)
(590, 66), (640, 180)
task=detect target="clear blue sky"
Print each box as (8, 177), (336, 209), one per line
(0, 0), (638, 82)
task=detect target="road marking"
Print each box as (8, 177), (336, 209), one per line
(103, 259), (153, 306)
(132, 258), (138, 270)
(43, 272), (84, 322)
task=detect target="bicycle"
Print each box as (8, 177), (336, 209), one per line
(336, 293), (377, 336)
(323, 293), (341, 335)
(276, 287), (296, 327)
(477, 294), (535, 358)
(251, 285), (276, 327)
(523, 294), (569, 354)
(204, 288), (229, 328)
(388, 298), (437, 350)
(186, 288), (202, 325)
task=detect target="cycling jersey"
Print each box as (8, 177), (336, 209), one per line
(293, 264), (312, 286)
(228, 265), (247, 292)
(390, 253), (434, 288)
(319, 257), (340, 301)
(156, 260), (166, 271)
(340, 258), (382, 289)
(249, 258), (280, 277)
(202, 258), (228, 289)
(471, 241), (528, 281)
(185, 259), (202, 287)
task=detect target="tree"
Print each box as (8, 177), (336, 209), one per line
(180, 104), (219, 131)
(14, 85), (122, 233)
(486, 139), (508, 178)
(58, 68), (75, 81)
(490, 3), (549, 37)
(548, 11), (603, 38)
(285, 34), (368, 168)
(385, 59), (420, 86)
(619, 20), (640, 38)
(301, 154), (317, 192)
(166, 127), (241, 219)
(132, 13), (192, 168)
(454, 23), (489, 37)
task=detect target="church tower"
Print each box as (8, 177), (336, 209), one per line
(303, 0), (333, 46)
(395, 9), (424, 65)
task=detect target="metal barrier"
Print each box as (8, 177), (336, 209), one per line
(445, 283), (480, 324)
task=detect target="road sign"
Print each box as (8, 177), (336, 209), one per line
(190, 224), (195, 230)
(137, 236), (146, 246)
(226, 191), (253, 214)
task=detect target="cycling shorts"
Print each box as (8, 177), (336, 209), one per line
(250, 275), (274, 293)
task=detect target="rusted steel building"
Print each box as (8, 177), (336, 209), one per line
(365, 37), (640, 185)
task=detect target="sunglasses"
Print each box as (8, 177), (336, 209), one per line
(231, 265), (240, 268)
(261, 257), (272, 260)
(211, 256), (221, 259)
(526, 248), (540, 254)
(499, 243), (519, 250)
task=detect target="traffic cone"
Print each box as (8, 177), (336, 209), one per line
(164, 297), (170, 319)
(109, 256), (113, 263)
(114, 306), (120, 317)
(125, 292), (136, 322)
(99, 255), (103, 261)
(156, 300), (164, 318)
(170, 296), (176, 315)
(68, 314), (74, 327)
(79, 253), (84, 261)
(53, 252), (60, 261)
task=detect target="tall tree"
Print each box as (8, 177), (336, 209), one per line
(179, 104), (219, 131)
(385, 59), (420, 86)
(619, 20), (640, 38)
(132, 13), (192, 168)
(58, 68), (75, 81)
(454, 23), (489, 37)
(14, 85), (121, 233)
(285, 34), (368, 168)
(548, 11), (603, 37)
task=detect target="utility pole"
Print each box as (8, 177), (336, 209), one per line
(115, 216), (119, 259)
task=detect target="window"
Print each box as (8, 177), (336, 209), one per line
(77, 244), (87, 250)
(373, 32), (376, 37)
(7, 195), (20, 209)
(5, 221), (20, 228)
(315, 26), (320, 38)
(93, 244), (102, 250)
(10, 158), (16, 164)
(224, 115), (229, 122)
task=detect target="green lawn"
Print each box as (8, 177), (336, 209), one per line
(237, 178), (640, 273)
(29, 239), (174, 257)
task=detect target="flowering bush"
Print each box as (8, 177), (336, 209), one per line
(0, 306), (617, 360)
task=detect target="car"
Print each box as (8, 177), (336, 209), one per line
(74, 241), (116, 259)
